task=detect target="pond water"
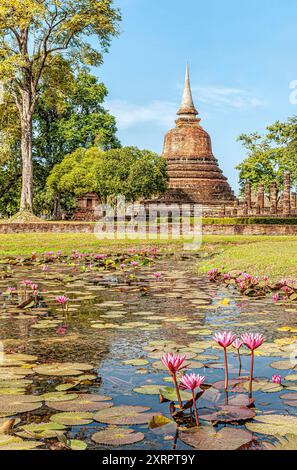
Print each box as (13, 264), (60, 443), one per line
(0, 251), (297, 450)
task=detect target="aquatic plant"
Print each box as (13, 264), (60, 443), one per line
(241, 332), (265, 396)
(272, 375), (282, 384)
(55, 295), (69, 314)
(180, 373), (205, 426)
(213, 331), (236, 390)
(161, 353), (187, 407)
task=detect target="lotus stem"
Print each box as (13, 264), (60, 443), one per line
(249, 350), (254, 396)
(172, 373), (183, 408)
(237, 349), (242, 375)
(223, 347), (229, 390)
(192, 389), (200, 427)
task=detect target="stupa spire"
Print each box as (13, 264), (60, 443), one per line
(177, 64), (198, 118)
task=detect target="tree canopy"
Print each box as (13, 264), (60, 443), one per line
(0, 0), (121, 214)
(237, 116), (297, 194)
(0, 66), (120, 217)
(46, 146), (169, 211)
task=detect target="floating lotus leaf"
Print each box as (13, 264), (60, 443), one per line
(148, 415), (177, 435)
(92, 427), (144, 446)
(68, 439), (87, 450)
(212, 377), (249, 391)
(246, 414), (297, 436)
(284, 374), (297, 381)
(47, 394), (113, 412)
(0, 379), (32, 389)
(264, 434), (297, 450)
(0, 367), (34, 377)
(228, 394), (255, 407)
(0, 388), (26, 395)
(133, 385), (164, 395)
(94, 406), (158, 425)
(159, 386), (192, 402)
(41, 392), (78, 402)
(0, 434), (43, 450)
(50, 412), (94, 426)
(270, 360), (296, 370)
(0, 395), (43, 415)
(202, 405), (256, 423)
(242, 379), (282, 393)
(180, 426), (253, 450)
(34, 362), (94, 376)
(123, 359), (149, 366)
(91, 323), (118, 329)
(16, 421), (66, 439)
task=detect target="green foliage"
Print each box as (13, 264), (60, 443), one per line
(237, 116), (297, 193)
(46, 146), (169, 208)
(0, 66), (120, 217)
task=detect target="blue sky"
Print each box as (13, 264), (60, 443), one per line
(94, 0), (297, 192)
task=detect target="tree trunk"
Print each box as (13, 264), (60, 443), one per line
(20, 90), (33, 212)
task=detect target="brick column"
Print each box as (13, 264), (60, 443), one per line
(257, 184), (265, 215)
(282, 172), (291, 216)
(270, 182), (277, 215)
(245, 180), (252, 213)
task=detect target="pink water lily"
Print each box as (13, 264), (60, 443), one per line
(56, 295), (69, 314)
(232, 339), (243, 374)
(153, 272), (162, 279)
(161, 353), (187, 407)
(241, 332), (265, 396)
(272, 375), (281, 384)
(180, 373), (205, 427)
(213, 331), (236, 390)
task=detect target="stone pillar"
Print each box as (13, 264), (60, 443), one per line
(232, 199), (239, 216)
(257, 184), (265, 215)
(245, 180), (252, 213)
(291, 192), (296, 210)
(270, 182), (277, 215)
(282, 172), (291, 216)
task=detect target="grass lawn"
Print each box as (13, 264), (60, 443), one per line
(0, 233), (296, 280)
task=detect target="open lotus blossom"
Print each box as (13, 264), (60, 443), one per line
(180, 373), (205, 391)
(153, 272), (162, 279)
(241, 333), (265, 351)
(7, 287), (16, 294)
(161, 353), (187, 408)
(241, 332), (265, 396)
(180, 373), (205, 427)
(56, 295), (69, 314)
(272, 293), (280, 303)
(22, 279), (32, 286)
(30, 284), (38, 291)
(213, 331), (236, 390)
(272, 375), (282, 384)
(213, 331), (236, 348)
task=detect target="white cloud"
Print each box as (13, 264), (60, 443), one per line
(106, 99), (177, 129)
(191, 85), (264, 109)
(107, 86), (263, 130)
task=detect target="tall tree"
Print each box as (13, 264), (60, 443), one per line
(0, 65), (120, 217)
(237, 116), (297, 194)
(0, 0), (120, 215)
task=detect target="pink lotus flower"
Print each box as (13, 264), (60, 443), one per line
(272, 293), (280, 303)
(56, 325), (67, 336)
(161, 353), (187, 374)
(213, 331), (236, 348)
(56, 295), (69, 305)
(7, 287), (16, 294)
(22, 279), (32, 286)
(153, 272), (162, 279)
(213, 331), (236, 390)
(241, 332), (265, 396)
(161, 353), (187, 408)
(241, 332), (265, 351)
(30, 284), (38, 291)
(180, 373), (205, 427)
(180, 373), (205, 391)
(232, 339), (243, 349)
(131, 261), (138, 267)
(272, 375), (281, 385)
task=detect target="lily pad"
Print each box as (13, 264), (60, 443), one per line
(201, 405), (256, 423)
(94, 406), (159, 425)
(159, 386), (192, 402)
(92, 427), (144, 446)
(133, 385), (164, 395)
(245, 414), (297, 436)
(0, 395), (43, 415)
(34, 362), (94, 376)
(16, 421), (66, 439)
(47, 393), (113, 412)
(123, 359), (149, 366)
(50, 412), (94, 426)
(0, 434), (43, 450)
(180, 426), (253, 450)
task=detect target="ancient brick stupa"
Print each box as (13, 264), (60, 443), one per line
(161, 65), (235, 206)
